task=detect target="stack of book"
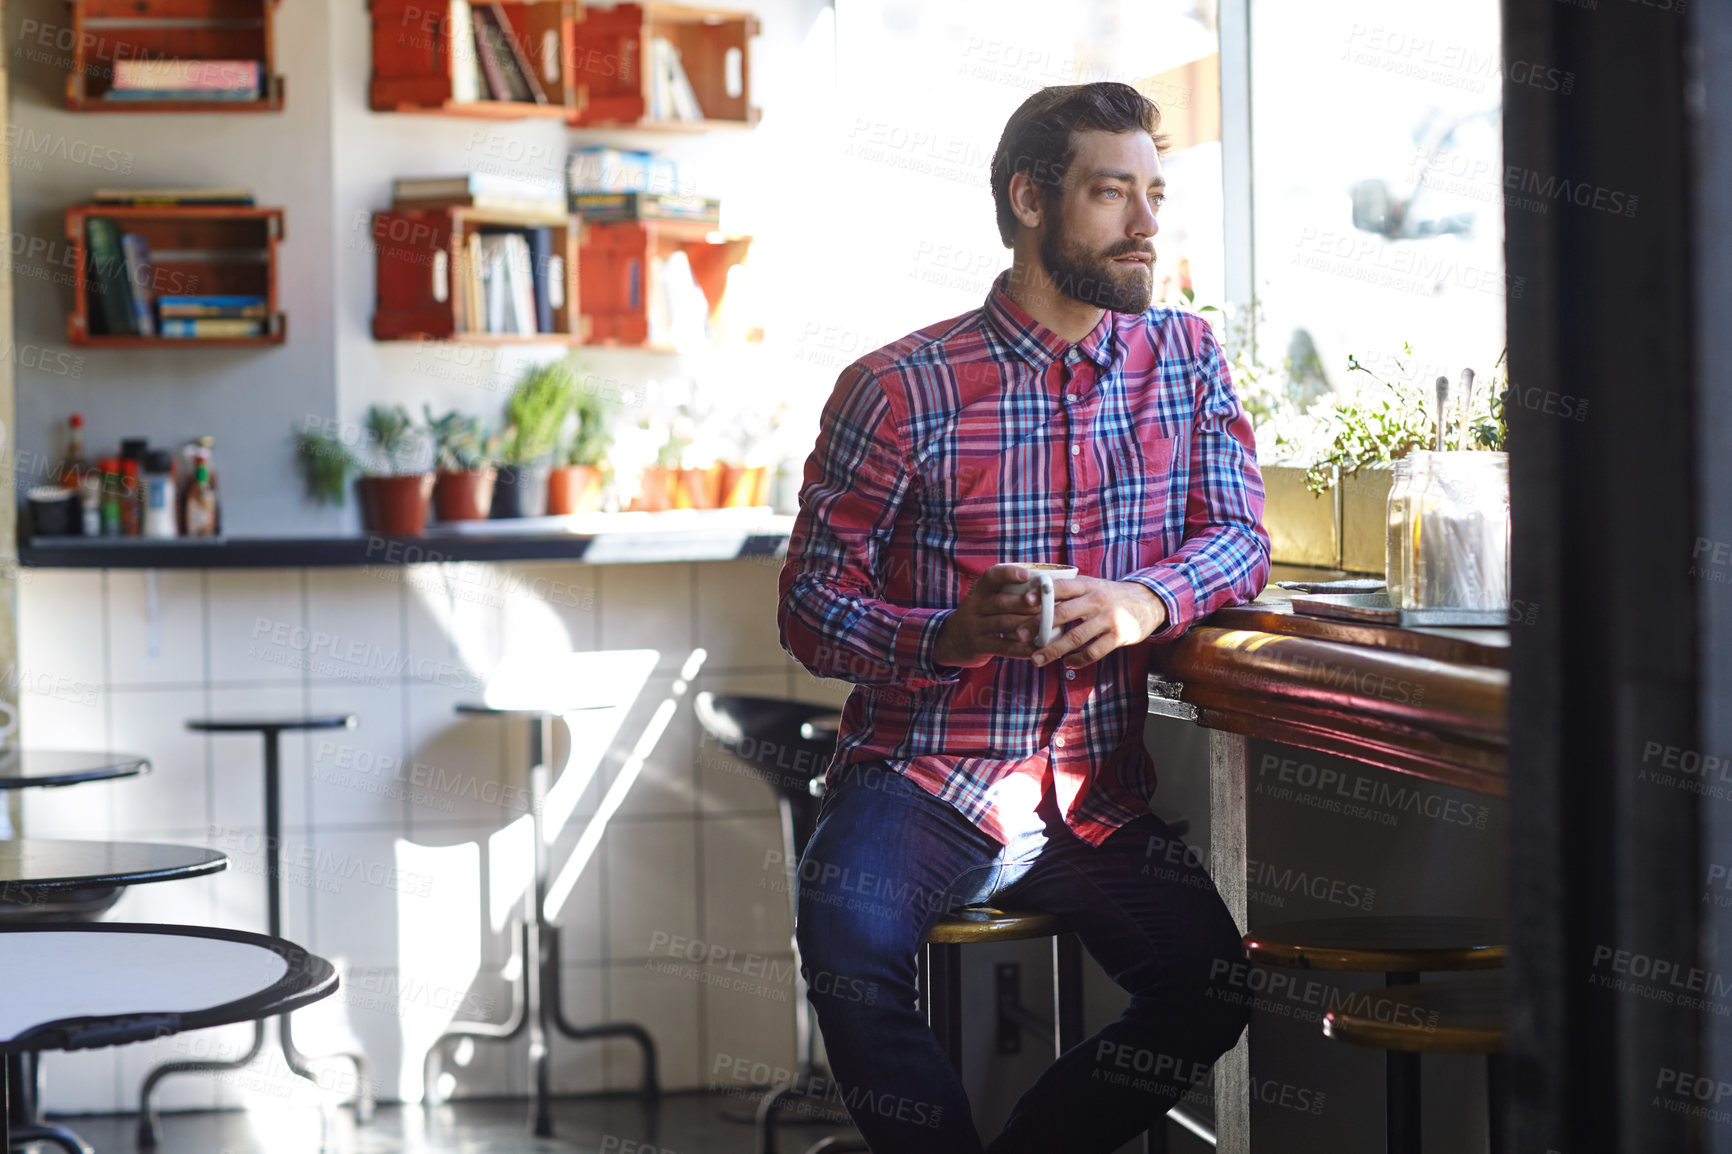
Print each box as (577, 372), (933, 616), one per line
(646, 37), (706, 121)
(566, 146), (718, 224)
(451, 228), (563, 337)
(158, 296), (269, 340)
(94, 188), (255, 207)
(393, 173), (564, 217)
(447, 0), (551, 105)
(83, 218), (158, 337)
(106, 59), (263, 103)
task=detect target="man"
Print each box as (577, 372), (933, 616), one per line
(777, 81), (1269, 1153)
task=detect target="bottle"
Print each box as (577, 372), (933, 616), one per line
(120, 459), (143, 536)
(78, 472), (101, 537)
(178, 437), (220, 536)
(98, 458), (122, 536)
(142, 450), (177, 539)
(57, 414), (86, 488)
(184, 459), (218, 538)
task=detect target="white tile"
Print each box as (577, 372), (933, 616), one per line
(610, 673), (697, 818)
(551, 965), (609, 1094)
(305, 568), (407, 688)
(693, 672), (795, 817)
(606, 958), (702, 1091)
(108, 852), (216, 926)
(208, 569), (306, 684)
(109, 688), (210, 838)
(403, 564), (504, 692)
(400, 822), (518, 969)
(17, 688), (113, 837)
(17, 568), (105, 687)
(116, 1025), (226, 1114)
(404, 682), (517, 835)
(694, 559), (789, 670)
(604, 817), (698, 962)
(307, 683), (407, 829)
(423, 968), (525, 1100)
(702, 956), (799, 1083)
(495, 561), (601, 656)
(204, 684), (311, 833)
(206, 824), (315, 943)
(107, 569), (205, 687)
(38, 1046), (119, 1115)
(311, 828), (435, 972)
(704, 815), (795, 958)
(595, 564), (694, 668)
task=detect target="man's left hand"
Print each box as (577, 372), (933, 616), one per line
(1031, 578), (1168, 669)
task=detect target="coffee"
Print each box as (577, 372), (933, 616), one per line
(1004, 563), (1079, 646)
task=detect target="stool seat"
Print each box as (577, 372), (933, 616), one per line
(1323, 974), (1506, 1055)
(187, 715), (355, 733)
(1244, 916), (1506, 972)
(927, 907), (1066, 945)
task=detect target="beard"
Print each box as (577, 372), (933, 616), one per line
(1037, 216), (1157, 314)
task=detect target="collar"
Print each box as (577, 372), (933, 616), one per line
(983, 270), (1117, 372)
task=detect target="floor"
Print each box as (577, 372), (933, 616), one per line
(42, 1093), (858, 1153)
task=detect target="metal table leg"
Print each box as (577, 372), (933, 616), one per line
(1386, 971), (1421, 1154)
(1210, 731), (1250, 1154)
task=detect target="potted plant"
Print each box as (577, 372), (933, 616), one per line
(295, 407), (434, 533)
(424, 406), (500, 522)
(548, 383), (613, 515)
(631, 420), (693, 511)
(492, 361), (576, 519)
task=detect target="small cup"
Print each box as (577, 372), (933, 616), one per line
(1004, 563), (1079, 646)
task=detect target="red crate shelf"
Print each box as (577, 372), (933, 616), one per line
(579, 219), (749, 347)
(370, 0), (583, 120)
(570, 3), (760, 130)
(63, 0), (285, 113)
(65, 204), (286, 347)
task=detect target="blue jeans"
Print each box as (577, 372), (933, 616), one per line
(794, 763), (1249, 1154)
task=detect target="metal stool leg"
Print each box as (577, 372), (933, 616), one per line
(1386, 971), (1422, 1154)
(10, 1054), (92, 1154)
(924, 941), (964, 1073)
(1053, 933), (1084, 1055)
(137, 1018), (267, 1147)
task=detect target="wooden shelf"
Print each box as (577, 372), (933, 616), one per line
(65, 204), (286, 347)
(372, 205), (583, 342)
(63, 0), (284, 113)
(571, 3), (760, 130)
(579, 218), (749, 346)
(370, 0), (584, 120)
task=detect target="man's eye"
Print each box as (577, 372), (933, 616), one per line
(1151, 194), (1167, 209)
(1099, 188), (1121, 200)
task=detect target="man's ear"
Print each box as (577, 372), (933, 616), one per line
(1008, 170), (1044, 233)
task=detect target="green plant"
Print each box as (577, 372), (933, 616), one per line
(560, 383), (615, 467)
(1468, 349), (1510, 451)
(365, 404), (424, 475)
(294, 429), (357, 506)
(423, 406), (499, 472)
(500, 362), (576, 465)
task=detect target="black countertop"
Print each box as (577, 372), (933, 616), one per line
(20, 510), (796, 569)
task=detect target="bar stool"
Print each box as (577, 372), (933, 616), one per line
(1323, 973), (1507, 1154)
(138, 715), (372, 1147)
(426, 699), (658, 1139)
(1243, 916), (1506, 1154)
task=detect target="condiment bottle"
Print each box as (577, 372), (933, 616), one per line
(57, 414), (85, 488)
(119, 459), (142, 536)
(184, 459), (218, 538)
(98, 458), (122, 536)
(78, 473), (101, 536)
(142, 450), (177, 539)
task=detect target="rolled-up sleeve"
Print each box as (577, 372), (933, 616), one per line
(778, 362), (963, 688)
(1128, 323), (1271, 639)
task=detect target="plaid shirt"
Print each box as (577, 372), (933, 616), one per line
(778, 272), (1269, 846)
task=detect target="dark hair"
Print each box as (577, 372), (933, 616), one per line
(989, 82), (1170, 247)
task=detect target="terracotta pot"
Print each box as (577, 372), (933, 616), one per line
(432, 468), (497, 522)
(717, 464), (769, 508)
(490, 464), (551, 519)
(547, 464), (604, 515)
(673, 465), (723, 510)
(357, 473), (435, 535)
(630, 466), (676, 512)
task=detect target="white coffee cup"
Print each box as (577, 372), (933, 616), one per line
(1005, 564), (1079, 646)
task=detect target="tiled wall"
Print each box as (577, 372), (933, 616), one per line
(18, 556), (845, 1115)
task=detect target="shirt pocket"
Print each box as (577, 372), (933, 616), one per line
(1101, 434), (1179, 567)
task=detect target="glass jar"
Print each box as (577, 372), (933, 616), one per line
(1404, 450), (1509, 610)
(1384, 454), (1428, 606)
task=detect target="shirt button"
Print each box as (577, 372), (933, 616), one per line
(1071, 445), (1081, 456)
(1054, 735), (1066, 748)
(1070, 522), (1081, 534)
(1067, 393), (1078, 402)
(1065, 669), (1076, 681)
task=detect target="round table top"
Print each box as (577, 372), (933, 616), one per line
(1323, 973), (1506, 1054)
(187, 716), (356, 734)
(0, 839), (226, 891)
(1243, 916), (1507, 972)
(0, 923), (337, 1055)
(0, 750), (149, 791)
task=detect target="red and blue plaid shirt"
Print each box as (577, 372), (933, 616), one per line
(778, 272), (1270, 846)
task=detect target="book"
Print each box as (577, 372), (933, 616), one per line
(104, 88), (261, 103)
(570, 191), (721, 225)
(160, 318), (265, 338)
(112, 59), (261, 91)
(486, 2), (547, 103)
(394, 173), (563, 203)
(568, 147), (682, 195)
(647, 37), (705, 122)
(84, 217), (137, 336)
(93, 188), (255, 206)
(448, 0), (483, 104)
(527, 226), (555, 334)
(466, 232), (486, 333)
(471, 8), (540, 103)
(158, 302), (270, 318)
(118, 233), (156, 337)
(392, 193), (568, 218)
(158, 295), (268, 310)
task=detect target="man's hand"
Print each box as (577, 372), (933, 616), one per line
(933, 565), (1045, 668)
(1032, 578), (1168, 669)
